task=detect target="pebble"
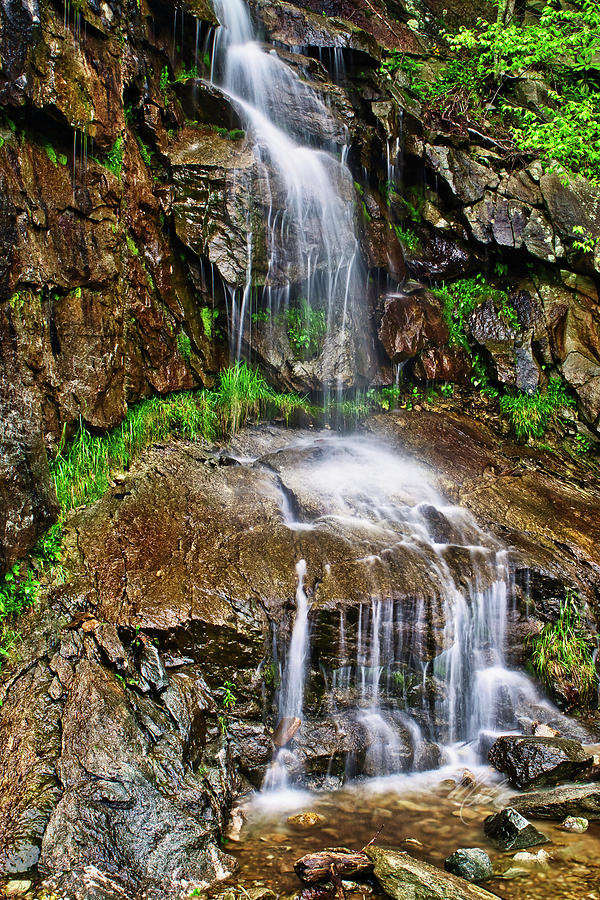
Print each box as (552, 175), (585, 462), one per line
(560, 816), (589, 833)
(512, 849), (551, 868)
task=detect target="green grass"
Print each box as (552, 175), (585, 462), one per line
(499, 377), (574, 441)
(527, 592), (598, 704)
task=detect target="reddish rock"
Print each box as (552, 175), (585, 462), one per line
(378, 292), (448, 364)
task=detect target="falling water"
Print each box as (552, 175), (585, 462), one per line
(258, 433), (558, 789)
(209, 0), (367, 390)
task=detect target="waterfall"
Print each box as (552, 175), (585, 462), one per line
(259, 433), (558, 789)
(210, 0), (367, 390)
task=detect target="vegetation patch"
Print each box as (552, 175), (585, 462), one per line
(527, 591), (598, 703)
(432, 274), (518, 351)
(499, 377), (574, 441)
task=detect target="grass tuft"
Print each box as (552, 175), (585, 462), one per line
(527, 591), (598, 704)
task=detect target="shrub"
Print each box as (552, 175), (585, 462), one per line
(285, 299), (327, 359)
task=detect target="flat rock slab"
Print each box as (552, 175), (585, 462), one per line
(511, 783), (600, 819)
(366, 846), (500, 900)
(488, 735), (593, 789)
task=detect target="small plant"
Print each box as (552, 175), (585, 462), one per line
(440, 382), (454, 397)
(432, 275), (516, 352)
(200, 306), (218, 339)
(220, 680), (237, 709)
(500, 377), (574, 442)
(393, 224), (420, 253)
(527, 591), (597, 704)
(574, 434), (592, 454)
(103, 136), (124, 178)
(285, 299), (327, 360)
(136, 136), (152, 166)
(160, 66), (170, 106)
(42, 140), (58, 166)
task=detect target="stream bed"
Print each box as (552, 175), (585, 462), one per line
(225, 770), (600, 900)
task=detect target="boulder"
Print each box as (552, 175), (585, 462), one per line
(510, 783), (600, 820)
(483, 808), (549, 851)
(444, 849), (493, 882)
(488, 735), (594, 789)
(366, 846), (500, 900)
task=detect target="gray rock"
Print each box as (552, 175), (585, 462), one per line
(483, 807), (549, 851)
(366, 846), (500, 900)
(444, 849), (493, 882)
(511, 784), (600, 820)
(138, 641), (169, 692)
(488, 735), (594, 789)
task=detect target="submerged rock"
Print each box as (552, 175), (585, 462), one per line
(511, 784), (600, 820)
(483, 808), (549, 851)
(444, 849), (493, 883)
(366, 846), (499, 900)
(488, 735), (594, 789)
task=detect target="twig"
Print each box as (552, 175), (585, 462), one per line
(359, 824), (384, 853)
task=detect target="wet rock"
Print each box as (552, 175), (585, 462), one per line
(424, 146), (499, 205)
(0, 372), (59, 574)
(273, 716), (302, 748)
(228, 722), (273, 785)
(4, 881), (32, 897)
(510, 784), (600, 820)
(512, 849), (550, 868)
(488, 735), (594, 789)
(38, 660), (235, 894)
(560, 815), (588, 832)
(0, 663), (62, 875)
(468, 299), (541, 392)
(444, 849), (493, 883)
(483, 808), (549, 851)
(138, 641), (169, 692)
(378, 292), (448, 364)
(366, 846), (499, 899)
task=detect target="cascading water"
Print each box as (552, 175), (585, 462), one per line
(257, 432), (559, 789)
(209, 0), (368, 390)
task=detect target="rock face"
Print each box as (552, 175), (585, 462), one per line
(483, 808), (549, 852)
(488, 735), (594, 789)
(510, 784), (600, 820)
(366, 846), (499, 900)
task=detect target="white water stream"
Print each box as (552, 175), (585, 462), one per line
(210, 0), (366, 387)
(253, 433), (559, 790)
